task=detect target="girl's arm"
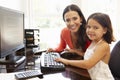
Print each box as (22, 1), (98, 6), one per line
(55, 42), (110, 69)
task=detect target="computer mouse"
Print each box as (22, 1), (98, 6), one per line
(60, 51), (79, 59)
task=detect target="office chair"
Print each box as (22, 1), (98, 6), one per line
(109, 41), (120, 80)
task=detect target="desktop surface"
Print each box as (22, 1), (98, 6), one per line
(0, 70), (90, 80)
(0, 72), (70, 80)
(39, 51), (91, 80)
(0, 51), (91, 80)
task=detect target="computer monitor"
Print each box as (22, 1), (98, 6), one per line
(0, 6), (25, 58)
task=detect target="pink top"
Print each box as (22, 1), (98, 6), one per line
(54, 27), (91, 52)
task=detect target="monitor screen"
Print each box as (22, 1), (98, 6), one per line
(0, 6), (24, 58)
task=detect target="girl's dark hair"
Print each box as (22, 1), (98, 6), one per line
(63, 4), (89, 51)
(87, 13), (115, 44)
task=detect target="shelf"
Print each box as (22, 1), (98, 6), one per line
(25, 29), (40, 49)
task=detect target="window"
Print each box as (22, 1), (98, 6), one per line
(81, 0), (120, 41)
(28, 0), (71, 50)
(27, 0), (120, 50)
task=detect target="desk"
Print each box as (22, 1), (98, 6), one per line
(0, 71), (90, 80)
(65, 66), (91, 80)
(0, 71), (70, 80)
(0, 73), (41, 80)
(66, 66), (90, 78)
(0, 70), (90, 80)
(34, 52), (91, 80)
(0, 52), (91, 80)
(0, 65), (91, 80)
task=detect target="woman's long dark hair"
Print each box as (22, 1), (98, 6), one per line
(63, 4), (89, 51)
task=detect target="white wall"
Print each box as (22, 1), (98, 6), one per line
(0, 0), (119, 42)
(79, 0), (120, 50)
(0, 0), (29, 28)
(0, 0), (25, 11)
(81, 0), (120, 41)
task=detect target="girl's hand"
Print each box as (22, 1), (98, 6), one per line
(55, 58), (69, 65)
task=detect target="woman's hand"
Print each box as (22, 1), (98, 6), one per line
(65, 48), (75, 53)
(47, 48), (54, 52)
(55, 57), (69, 65)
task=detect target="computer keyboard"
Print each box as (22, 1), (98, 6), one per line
(40, 52), (65, 73)
(15, 70), (43, 80)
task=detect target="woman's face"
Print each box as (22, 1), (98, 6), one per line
(64, 11), (82, 33)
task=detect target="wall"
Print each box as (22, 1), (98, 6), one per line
(0, 0), (25, 11)
(0, 0), (29, 28)
(80, 0), (120, 41)
(0, 0), (119, 45)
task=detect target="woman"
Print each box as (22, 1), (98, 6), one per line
(47, 4), (91, 56)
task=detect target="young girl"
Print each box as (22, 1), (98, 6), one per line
(55, 13), (115, 80)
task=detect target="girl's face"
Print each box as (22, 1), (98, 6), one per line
(64, 11), (82, 33)
(86, 19), (107, 42)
